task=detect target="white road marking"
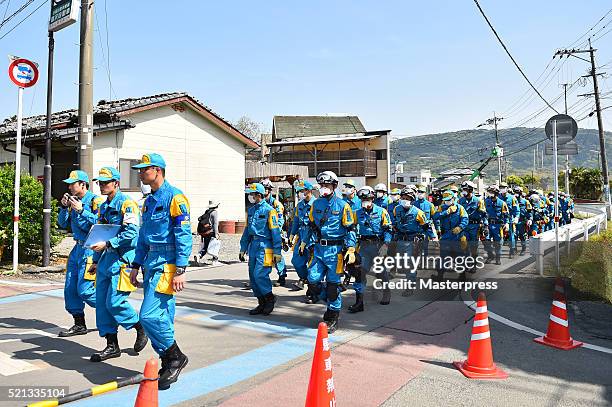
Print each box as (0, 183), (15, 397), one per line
(0, 279), (63, 287)
(0, 351), (40, 376)
(0, 328), (57, 344)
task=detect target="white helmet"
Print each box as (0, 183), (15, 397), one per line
(357, 186), (375, 200)
(316, 171), (339, 185)
(374, 183), (387, 193)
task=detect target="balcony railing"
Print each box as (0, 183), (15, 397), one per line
(271, 149), (377, 177)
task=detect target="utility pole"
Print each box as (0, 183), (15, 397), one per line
(42, 31), (54, 267)
(561, 82), (571, 193)
(78, 0), (94, 174)
(477, 113), (504, 184)
(554, 40), (610, 219)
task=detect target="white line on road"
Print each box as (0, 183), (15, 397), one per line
(0, 328), (57, 344)
(0, 351), (40, 376)
(0, 279), (63, 287)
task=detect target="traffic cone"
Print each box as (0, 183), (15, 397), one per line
(453, 292), (508, 379)
(134, 357), (158, 407)
(534, 278), (583, 350)
(305, 322), (336, 407)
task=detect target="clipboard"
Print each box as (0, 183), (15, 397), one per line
(84, 224), (121, 248)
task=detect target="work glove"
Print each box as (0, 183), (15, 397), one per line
(503, 224), (509, 233)
(288, 235), (295, 248)
(344, 247), (356, 265)
(299, 242), (307, 256)
(273, 254), (283, 264)
(377, 244), (388, 257)
(446, 205), (457, 215)
(451, 226), (462, 235)
(239, 252), (246, 262)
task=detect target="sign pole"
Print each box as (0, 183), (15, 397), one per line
(552, 120), (560, 274)
(12, 86), (23, 273)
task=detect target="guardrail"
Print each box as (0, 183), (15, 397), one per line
(529, 204), (608, 276)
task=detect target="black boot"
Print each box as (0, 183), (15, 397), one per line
(292, 278), (306, 290)
(348, 292), (364, 313)
(90, 334), (121, 362)
(323, 310), (340, 334)
(509, 249), (515, 259)
(304, 283), (320, 304)
(249, 296), (265, 315)
(133, 322), (148, 353)
(159, 342), (189, 390)
(381, 288), (392, 303)
(59, 314), (87, 337)
(495, 254), (501, 265)
(261, 292), (276, 315)
(273, 275), (286, 287)
(520, 245), (526, 256)
(484, 253), (494, 264)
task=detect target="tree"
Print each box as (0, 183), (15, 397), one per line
(506, 175), (524, 187)
(233, 116), (265, 144)
(520, 174), (540, 189)
(566, 167), (603, 200)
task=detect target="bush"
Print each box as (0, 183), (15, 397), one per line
(0, 165), (62, 260)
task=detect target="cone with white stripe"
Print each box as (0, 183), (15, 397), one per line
(534, 278), (583, 350)
(453, 292), (508, 379)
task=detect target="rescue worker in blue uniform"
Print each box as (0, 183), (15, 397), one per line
(482, 185), (509, 265)
(545, 192), (555, 231)
(347, 186), (392, 313)
(387, 188), (401, 221)
(261, 179), (288, 287)
(528, 190), (546, 236)
(559, 192), (571, 225)
(300, 171), (356, 333)
(342, 179), (362, 216)
(458, 181), (487, 272)
(513, 186), (532, 255)
(289, 180), (315, 291)
(88, 167), (148, 362)
(393, 187), (437, 295)
(57, 170), (102, 337)
(373, 183), (392, 210)
(499, 182), (519, 258)
(433, 190), (469, 280)
(129, 153), (192, 389)
(240, 183), (282, 315)
(413, 184), (437, 258)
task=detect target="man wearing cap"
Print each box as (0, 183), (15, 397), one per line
(458, 181), (487, 271)
(483, 185), (509, 265)
(499, 182), (519, 258)
(57, 170), (103, 337)
(88, 167), (147, 362)
(373, 183), (392, 210)
(261, 179), (288, 287)
(289, 180), (316, 290)
(513, 186), (532, 255)
(129, 153), (192, 389)
(433, 189), (469, 280)
(300, 171), (356, 333)
(240, 183), (282, 314)
(342, 179), (361, 216)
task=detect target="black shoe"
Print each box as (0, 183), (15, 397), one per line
(323, 310), (340, 334)
(273, 276), (286, 287)
(484, 254), (494, 264)
(292, 279), (306, 290)
(381, 288), (392, 304)
(159, 342), (188, 390)
(495, 257), (501, 265)
(159, 353), (169, 378)
(261, 293), (276, 316)
(305, 283), (320, 304)
(133, 322), (148, 353)
(509, 250), (515, 259)
(348, 293), (364, 313)
(59, 314), (88, 337)
(249, 296), (265, 315)
(520, 247), (526, 256)
(90, 334), (121, 362)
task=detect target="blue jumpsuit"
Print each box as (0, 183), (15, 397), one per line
(353, 205), (392, 293)
(133, 181), (193, 355)
(266, 196), (287, 278)
(545, 197), (555, 231)
(240, 201), (282, 297)
(57, 191), (102, 316)
(501, 193), (519, 254)
(413, 197), (436, 257)
(483, 196), (509, 260)
(93, 190), (140, 337)
(433, 202), (469, 275)
(458, 195), (487, 258)
(515, 196), (532, 252)
(304, 195), (356, 311)
(560, 197), (570, 225)
(374, 195), (392, 211)
(290, 196), (315, 281)
(393, 204), (435, 281)
(530, 199), (546, 235)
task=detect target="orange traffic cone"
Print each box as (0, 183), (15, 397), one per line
(134, 358), (158, 407)
(454, 292), (508, 379)
(305, 322), (337, 407)
(534, 278), (583, 350)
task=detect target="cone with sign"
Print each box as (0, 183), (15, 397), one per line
(534, 278), (583, 350)
(305, 322), (337, 407)
(453, 292), (508, 379)
(134, 357), (158, 407)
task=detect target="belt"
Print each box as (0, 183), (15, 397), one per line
(318, 239), (344, 246)
(252, 236), (272, 243)
(360, 235), (381, 242)
(149, 244), (176, 252)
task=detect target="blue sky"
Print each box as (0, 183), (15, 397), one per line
(1, 0), (611, 136)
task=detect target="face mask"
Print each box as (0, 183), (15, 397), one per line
(319, 187), (332, 197)
(460, 191), (468, 197)
(486, 192), (494, 198)
(361, 201), (372, 209)
(376, 192), (384, 198)
(499, 188), (507, 194)
(342, 187), (353, 196)
(298, 192), (305, 200)
(417, 193), (426, 200)
(391, 195), (400, 202)
(140, 182), (151, 195)
(248, 194), (257, 204)
(400, 199), (411, 208)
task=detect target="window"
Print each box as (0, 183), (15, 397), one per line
(410, 176), (417, 182)
(422, 177), (428, 183)
(397, 176), (404, 182)
(375, 149), (387, 160)
(119, 159), (141, 191)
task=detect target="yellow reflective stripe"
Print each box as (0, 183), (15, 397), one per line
(268, 209), (279, 229)
(430, 206), (435, 216)
(121, 199), (139, 215)
(27, 400), (60, 407)
(502, 203), (508, 213)
(342, 203), (353, 226)
(381, 209), (390, 226)
(308, 204), (314, 222)
(170, 193), (190, 217)
(416, 209), (427, 225)
(91, 381), (118, 396)
(459, 206), (467, 217)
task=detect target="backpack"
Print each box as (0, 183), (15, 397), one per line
(197, 209), (214, 237)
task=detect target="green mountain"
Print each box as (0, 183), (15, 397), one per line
(390, 127), (612, 177)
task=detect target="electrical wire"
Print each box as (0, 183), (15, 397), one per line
(0, 0), (47, 41)
(0, 0), (32, 31)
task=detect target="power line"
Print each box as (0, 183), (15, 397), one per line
(567, 7), (612, 49)
(0, 0), (47, 41)
(472, 0), (559, 114)
(1, 0), (11, 24)
(0, 0), (33, 31)
(94, 1), (116, 100)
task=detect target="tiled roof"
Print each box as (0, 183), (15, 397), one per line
(273, 115), (366, 140)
